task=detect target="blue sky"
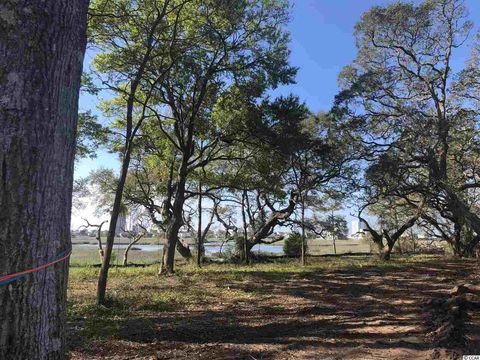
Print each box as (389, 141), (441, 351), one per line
(76, 0), (480, 178)
(74, 0), (480, 228)
(277, 0), (480, 110)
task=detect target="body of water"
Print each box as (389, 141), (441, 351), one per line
(75, 242), (284, 255)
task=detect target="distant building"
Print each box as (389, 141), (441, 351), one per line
(351, 218), (368, 239)
(112, 208), (153, 235)
(115, 215), (127, 235)
(126, 208), (147, 233)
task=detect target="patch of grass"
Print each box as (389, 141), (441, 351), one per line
(67, 254), (442, 342)
(67, 295), (131, 340)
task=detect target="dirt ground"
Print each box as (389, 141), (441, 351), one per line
(68, 257), (480, 360)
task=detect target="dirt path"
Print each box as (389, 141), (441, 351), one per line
(68, 258), (480, 359)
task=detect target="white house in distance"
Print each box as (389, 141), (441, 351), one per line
(350, 219), (368, 239)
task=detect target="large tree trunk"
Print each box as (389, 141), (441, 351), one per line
(0, 1), (88, 359)
(451, 223), (463, 258)
(380, 243), (393, 261)
(161, 209), (183, 274)
(446, 189), (480, 256)
(367, 232), (391, 260)
(160, 162), (188, 275)
(176, 239), (192, 259)
(373, 239), (386, 259)
(463, 235), (480, 258)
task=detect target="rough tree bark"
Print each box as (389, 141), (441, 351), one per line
(0, 1), (89, 359)
(160, 160), (188, 274)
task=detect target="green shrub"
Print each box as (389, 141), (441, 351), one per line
(283, 232), (306, 257)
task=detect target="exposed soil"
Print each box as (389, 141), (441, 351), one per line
(68, 257), (480, 359)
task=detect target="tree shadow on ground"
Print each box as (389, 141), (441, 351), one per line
(69, 258), (480, 359)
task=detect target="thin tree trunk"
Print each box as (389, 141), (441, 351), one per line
(97, 155), (131, 304)
(97, 234), (104, 262)
(158, 246), (165, 275)
(122, 233), (145, 266)
(331, 211), (337, 255)
(0, 1), (88, 358)
(96, 73), (142, 300)
(241, 190), (249, 264)
(197, 181), (203, 267)
(96, 5), (157, 301)
(123, 241), (134, 266)
(81, 219), (106, 262)
(96, 229), (103, 253)
(95, 221), (106, 262)
(301, 197), (306, 266)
